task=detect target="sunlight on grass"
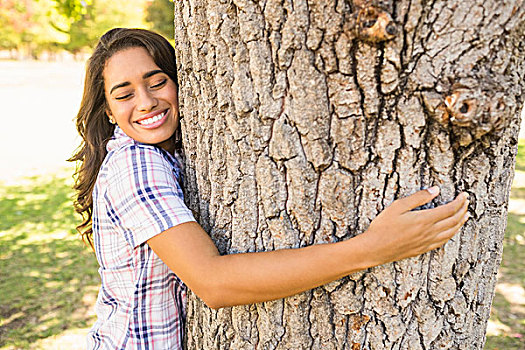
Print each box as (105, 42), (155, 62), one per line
(0, 136), (523, 348)
(30, 328), (93, 350)
(516, 142), (525, 173)
(496, 283), (525, 315)
(0, 170), (99, 350)
(485, 137), (525, 349)
(487, 318), (512, 336)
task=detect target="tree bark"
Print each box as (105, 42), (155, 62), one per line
(173, 1), (525, 349)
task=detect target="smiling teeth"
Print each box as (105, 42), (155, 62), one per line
(138, 111), (165, 125)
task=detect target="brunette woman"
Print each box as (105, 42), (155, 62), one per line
(70, 28), (469, 349)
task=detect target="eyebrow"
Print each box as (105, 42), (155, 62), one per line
(109, 69), (165, 95)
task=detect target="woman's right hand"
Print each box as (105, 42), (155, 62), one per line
(362, 187), (470, 265)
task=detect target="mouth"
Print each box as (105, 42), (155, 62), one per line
(136, 109), (169, 128)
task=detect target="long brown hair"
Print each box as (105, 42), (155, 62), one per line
(69, 28), (180, 248)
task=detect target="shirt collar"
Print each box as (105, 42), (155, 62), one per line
(106, 126), (134, 153)
(106, 126), (181, 169)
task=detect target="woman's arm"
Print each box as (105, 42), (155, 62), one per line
(147, 187), (469, 309)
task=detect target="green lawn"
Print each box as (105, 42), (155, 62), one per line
(0, 139), (524, 349)
(0, 170), (99, 350)
(485, 138), (525, 349)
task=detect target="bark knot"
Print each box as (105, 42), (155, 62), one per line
(423, 73), (516, 146)
(348, 2), (398, 44)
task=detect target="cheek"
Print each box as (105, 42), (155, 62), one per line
(105, 97), (117, 115)
(165, 82), (179, 104)
(110, 103), (133, 121)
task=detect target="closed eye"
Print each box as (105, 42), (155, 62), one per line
(115, 93), (132, 101)
(151, 79), (167, 89)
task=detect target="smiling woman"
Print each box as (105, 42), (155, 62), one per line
(69, 28), (469, 350)
(69, 28), (193, 349)
(104, 47), (180, 152)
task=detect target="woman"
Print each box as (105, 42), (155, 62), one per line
(70, 28), (469, 349)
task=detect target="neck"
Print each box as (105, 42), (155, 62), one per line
(157, 137), (176, 154)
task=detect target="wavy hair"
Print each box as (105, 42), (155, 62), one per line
(69, 28), (180, 248)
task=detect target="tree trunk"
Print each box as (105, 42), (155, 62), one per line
(173, 1), (525, 349)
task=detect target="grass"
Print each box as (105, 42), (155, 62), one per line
(485, 138), (525, 349)
(0, 170), (99, 350)
(516, 141), (525, 173)
(0, 138), (523, 349)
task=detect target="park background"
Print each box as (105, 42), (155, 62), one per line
(0, 0), (523, 349)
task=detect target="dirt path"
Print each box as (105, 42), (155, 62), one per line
(0, 60), (85, 183)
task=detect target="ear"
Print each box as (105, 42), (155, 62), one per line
(105, 109), (116, 124)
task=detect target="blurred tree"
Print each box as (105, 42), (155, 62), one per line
(0, 0), (32, 50)
(145, 0), (174, 38)
(30, 0), (70, 54)
(51, 0), (149, 52)
(0, 12), (21, 50)
(0, 0), (152, 56)
(0, 0), (67, 56)
(52, 0), (92, 21)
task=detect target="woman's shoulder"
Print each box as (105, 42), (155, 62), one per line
(96, 128), (182, 190)
(104, 128), (174, 168)
(95, 142), (177, 200)
(105, 141), (174, 175)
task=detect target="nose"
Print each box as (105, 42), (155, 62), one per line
(136, 88), (158, 112)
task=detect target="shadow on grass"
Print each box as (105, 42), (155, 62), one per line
(1, 151), (524, 348)
(485, 210), (525, 349)
(510, 186), (525, 200)
(516, 142), (525, 172)
(0, 174), (99, 349)
(486, 139), (524, 349)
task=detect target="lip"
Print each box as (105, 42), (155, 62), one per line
(135, 109), (169, 129)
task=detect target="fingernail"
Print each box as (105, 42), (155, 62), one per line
(427, 186), (440, 195)
(462, 192), (469, 200)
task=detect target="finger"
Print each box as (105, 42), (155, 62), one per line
(417, 192), (469, 223)
(431, 211), (470, 248)
(431, 198), (470, 232)
(391, 186), (440, 213)
(416, 211), (469, 255)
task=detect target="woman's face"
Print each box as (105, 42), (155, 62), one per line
(103, 46), (179, 152)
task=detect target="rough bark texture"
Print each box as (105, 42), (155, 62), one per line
(173, 1), (525, 349)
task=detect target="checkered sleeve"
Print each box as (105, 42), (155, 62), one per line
(103, 144), (195, 248)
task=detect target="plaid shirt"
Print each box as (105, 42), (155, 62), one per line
(87, 127), (195, 349)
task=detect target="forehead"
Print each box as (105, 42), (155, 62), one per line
(103, 47), (160, 87)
